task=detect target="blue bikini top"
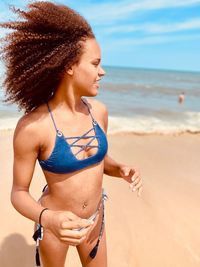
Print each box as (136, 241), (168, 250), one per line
(39, 99), (108, 174)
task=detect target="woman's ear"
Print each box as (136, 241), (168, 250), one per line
(65, 66), (74, 75)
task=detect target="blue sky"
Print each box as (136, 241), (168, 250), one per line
(0, 0), (200, 72)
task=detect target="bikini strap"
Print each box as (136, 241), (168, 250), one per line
(47, 99), (96, 134)
(81, 98), (97, 125)
(46, 102), (59, 133)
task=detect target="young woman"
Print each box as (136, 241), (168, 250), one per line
(0, 2), (142, 267)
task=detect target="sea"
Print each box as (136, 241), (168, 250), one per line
(0, 66), (200, 134)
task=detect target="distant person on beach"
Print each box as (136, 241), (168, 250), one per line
(0, 2), (142, 267)
(178, 92), (185, 104)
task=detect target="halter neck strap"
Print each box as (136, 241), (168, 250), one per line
(46, 98), (97, 134)
(81, 98), (96, 124)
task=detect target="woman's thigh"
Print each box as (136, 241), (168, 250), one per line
(39, 229), (69, 267)
(77, 208), (107, 267)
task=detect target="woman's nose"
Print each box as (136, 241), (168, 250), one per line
(99, 66), (106, 77)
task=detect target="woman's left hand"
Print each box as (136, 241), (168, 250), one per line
(119, 165), (143, 197)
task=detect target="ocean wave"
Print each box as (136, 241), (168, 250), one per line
(108, 112), (200, 135)
(1, 111), (200, 135)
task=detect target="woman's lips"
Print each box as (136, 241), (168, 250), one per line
(94, 82), (99, 88)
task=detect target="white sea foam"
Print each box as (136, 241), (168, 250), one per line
(1, 112), (200, 134)
(108, 112), (200, 135)
(0, 116), (20, 130)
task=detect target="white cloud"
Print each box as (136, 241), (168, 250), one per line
(146, 18), (200, 33)
(103, 18), (200, 35)
(104, 33), (200, 48)
(80, 0), (200, 25)
(1, 0), (200, 25)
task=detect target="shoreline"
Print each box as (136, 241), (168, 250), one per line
(1, 128), (200, 136)
(1, 110), (200, 134)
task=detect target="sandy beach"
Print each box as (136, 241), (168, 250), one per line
(0, 130), (200, 267)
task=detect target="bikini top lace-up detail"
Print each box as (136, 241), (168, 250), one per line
(38, 99), (108, 174)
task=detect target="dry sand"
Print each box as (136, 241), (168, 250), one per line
(0, 130), (200, 267)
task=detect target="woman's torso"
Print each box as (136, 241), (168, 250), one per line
(33, 98), (107, 218)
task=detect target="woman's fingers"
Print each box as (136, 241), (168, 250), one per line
(59, 224), (92, 245)
(130, 176), (142, 187)
(137, 185), (143, 197)
(61, 218), (93, 230)
(55, 218), (94, 244)
(131, 176), (140, 185)
(131, 169), (140, 182)
(60, 227), (89, 238)
(48, 210), (94, 244)
(130, 174), (143, 196)
(134, 180), (142, 190)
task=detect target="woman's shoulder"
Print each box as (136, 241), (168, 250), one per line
(14, 104), (48, 142)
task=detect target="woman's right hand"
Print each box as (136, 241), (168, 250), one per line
(41, 209), (94, 246)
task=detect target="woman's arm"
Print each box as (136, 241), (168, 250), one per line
(103, 154), (122, 178)
(11, 117), (46, 223)
(99, 101), (143, 196)
(104, 155), (143, 196)
(89, 98), (143, 196)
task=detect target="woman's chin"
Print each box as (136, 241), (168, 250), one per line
(84, 90), (98, 97)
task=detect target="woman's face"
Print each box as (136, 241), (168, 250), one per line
(71, 38), (105, 97)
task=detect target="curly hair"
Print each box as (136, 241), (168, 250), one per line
(0, 1), (95, 113)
